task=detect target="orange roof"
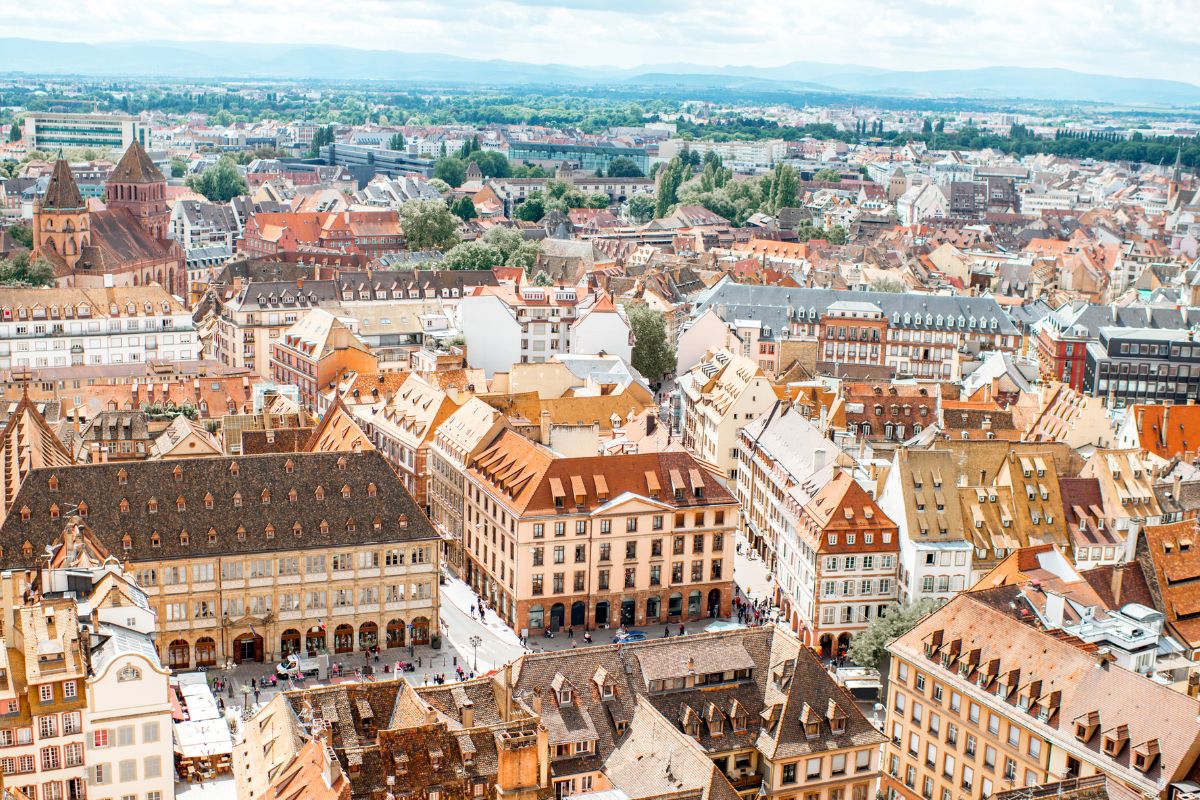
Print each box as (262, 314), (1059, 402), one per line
(1131, 404), (1200, 461)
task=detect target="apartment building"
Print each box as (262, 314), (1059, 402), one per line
(510, 625), (887, 800)
(1078, 449), (1164, 561)
(269, 308), (377, 411)
(462, 430), (737, 633)
(684, 279), (1021, 382)
(358, 372), (464, 512)
(0, 286), (199, 371)
(793, 470), (900, 658)
(209, 270), (496, 374)
(882, 593), (1200, 800)
(427, 397), (507, 573)
(0, 451), (441, 669)
(460, 284), (633, 378)
(735, 404), (851, 640)
(878, 449), (974, 604)
(677, 348), (781, 480)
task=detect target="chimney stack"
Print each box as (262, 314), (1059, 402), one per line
(539, 410), (551, 444)
(1188, 672), (1199, 699)
(1110, 564), (1124, 607)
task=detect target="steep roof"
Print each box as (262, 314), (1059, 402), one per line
(42, 159), (85, 211)
(108, 140), (165, 184)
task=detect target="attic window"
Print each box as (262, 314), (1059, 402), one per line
(147, 498), (159, 514)
(119, 498), (130, 514)
(367, 482), (378, 498)
(558, 687), (572, 704)
(173, 465), (183, 482)
(285, 459), (294, 474)
(320, 520), (330, 534)
(288, 488), (298, 503)
(49, 504), (59, 520)
(47, 475), (58, 492)
(315, 486), (325, 501)
(373, 517), (382, 531)
(121, 534), (131, 551)
(265, 524), (275, 539)
(229, 462), (239, 477)
(204, 493), (214, 510)
(293, 522), (302, 537)
(179, 531), (189, 546)
(341, 485), (351, 499)
(21, 541), (31, 555)
(150, 532), (161, 548)
(337, 457), (347, 471)
(1132, 740), (1160, 773)
(399, 514), (408, 528)
(261, 489), (271, 505)
(1074, 712), (1099, 743)
(233, 492), (242, 508)
(346, 519), (356, 533)
(207, 528), (217, 544)
(117, 469), (128, 486)
(237, 526), (246, 541)
(1103, 725), (1129, 757)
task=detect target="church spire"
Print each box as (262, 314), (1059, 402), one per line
(42, 158), (85, 211)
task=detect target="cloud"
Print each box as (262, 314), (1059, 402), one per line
(2, 0), (1199, 80)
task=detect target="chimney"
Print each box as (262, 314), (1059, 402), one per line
(1188, 672), (1199, 699)
(539, 410), (551, 443)
(446, 385), (459, 404)
(1110, 564), (1124, 607)
(460, 701), (474, 729)
(531, 687), (542, 715)
(814, 448), (828, 472)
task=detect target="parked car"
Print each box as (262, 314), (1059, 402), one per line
(615, 629), (647, 643)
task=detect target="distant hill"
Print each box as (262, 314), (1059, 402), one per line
(2, 38), (1198, 106)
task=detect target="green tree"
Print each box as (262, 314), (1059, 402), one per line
(389, 132), (406, 150)
(306, 125), (334, 158)
(605, 156), (644, 178)
(514, 192), (546, 222)
(825, 225), (848, 245)
(433, 156), (467, 188)
(399, 199), (461, 251)
(626, 303), (675, 381)
(442, 240), (503, 270)
(483, 227), (543, 272)
(532, 270), (553, 286)
(586, 193), (610, 209)
(511, 162), (549, 179)
(7, 122), (20, 143)
(847, 600), (941, 671)
(0, 252), (55, 287)
(427, 178), (451, 194)
(795, 222), (827, 242)
(869, 277), (906, 292)
(466, 150), (511, 179)
(813, 168), (842, 183)
(7, 224), (33, 249)
(458, 135), (481, 158)
(185, 157), (248, 202)
(626, 194), (656, 223)
(655, 157), (687, 218)
(761, 163), (799, 215)
(449, 197), (477, 221)
(169, 157), (186, 178)
(212, 109), (234, 127)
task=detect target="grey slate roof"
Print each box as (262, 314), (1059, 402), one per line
(692, 276), (1021, 336)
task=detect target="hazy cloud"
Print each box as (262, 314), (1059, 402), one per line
(4, 0), (1199, 80)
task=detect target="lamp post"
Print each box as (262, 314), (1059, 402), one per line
(469, 635), (482, 673)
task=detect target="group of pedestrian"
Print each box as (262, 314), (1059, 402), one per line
(735, 595), (772, 626)
(661, 623), (687, 638)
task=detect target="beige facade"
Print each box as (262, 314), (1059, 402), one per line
(462, 431), (738, 634)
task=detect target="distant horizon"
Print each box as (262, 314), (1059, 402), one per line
(2, 0), (1195, 83)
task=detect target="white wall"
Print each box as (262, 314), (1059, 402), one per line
(571, 311), (632, 364)
(675, 309), (730, 377)
(86, 651), (174, 800)
(461, 294), (522, 377)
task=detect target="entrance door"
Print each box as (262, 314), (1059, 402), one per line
(570, 601), (586, 627)
(595, 601), (610, 627)
(239, 638), (256, 661)
(550, 603), (565, 630)
(620, 599), (635, 625)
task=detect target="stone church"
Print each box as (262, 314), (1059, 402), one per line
(32, 140), (185, 297)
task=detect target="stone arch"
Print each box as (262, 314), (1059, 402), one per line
(167, 639), (190, 669)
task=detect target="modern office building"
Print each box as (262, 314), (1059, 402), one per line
(23, 113), (147, 152)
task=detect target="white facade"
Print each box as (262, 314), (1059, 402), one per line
(460, 294), (523, 377)
(0, 288), (199, 370)
(675, 307), (734, 377)
(84, 625), (173, 800)
(570, 305), (632, 364)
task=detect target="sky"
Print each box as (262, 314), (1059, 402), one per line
(4, 0), (1199, 80)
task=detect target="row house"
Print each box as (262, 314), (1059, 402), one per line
(238, 210), (405, 259)
(677, 348), (781, 481)
(878, 449), (974, 604)
(459, 284), (632, 378)
(0, 451), (441, 670)
(462, 430), (737, 633)
(357, 373), (464, 513)
(793, 470), (901, 658)
(683, 278), (1020, 383)
(427, 397), (507, 574)
(0, 286), (199, 371)
(268, 308), (376, 412)
(735, 404), (846, 635)
(210, 270), (496, 375)
(883, 593), (1200, 800)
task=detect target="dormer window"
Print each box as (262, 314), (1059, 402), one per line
(1103, 725), (1129, 757)
(147, 498), (159, 514)
(558, 688), (572, 704)
(337, 457), (347, 471)
(119, 498), (130, 514)
(179, 531), (189, 546)
(117, 469), (128, 486)
(265, 524), (275, 539)
(285, 459), (295, 474)
(208, 528), (217, 544)
(121, 534), (131, 551)
(315, 486), (325, 500)
(341, 485), (351, 499)
(47, 475), (59, 492)
(232, 492), (242, 508)
(173, 465), (183, 482)
(229, 462), (239, 477)
(49, 504), (59, 520)
(204, 493), (214, 510)
(150, 532), (161, 548)
(1132, 740), (1160, 773)
(1074, 711), (1099, 743)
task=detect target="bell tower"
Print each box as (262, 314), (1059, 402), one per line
(33, 159), (90, 270)
(104, 140), (170, 240)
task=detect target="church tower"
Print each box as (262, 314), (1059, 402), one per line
(33, 158), (90, 270)
(104, 140), (170, 240)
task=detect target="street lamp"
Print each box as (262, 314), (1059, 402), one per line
(469, 635), (482, 673)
